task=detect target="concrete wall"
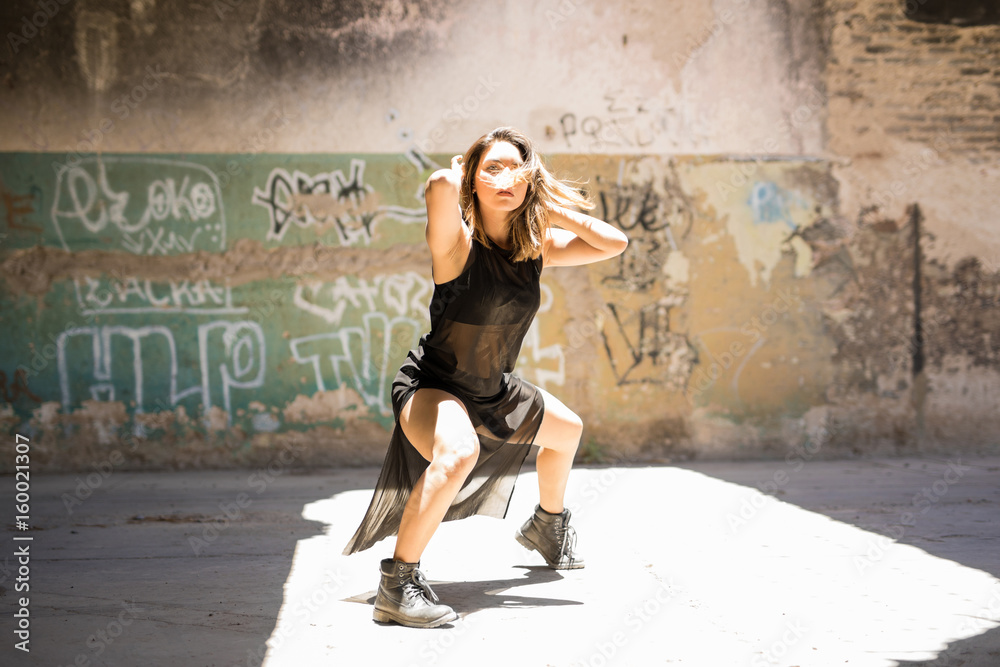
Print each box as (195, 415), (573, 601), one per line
(1, 0), (998, 470)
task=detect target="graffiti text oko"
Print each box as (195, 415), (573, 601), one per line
(62, 167), (216, 233)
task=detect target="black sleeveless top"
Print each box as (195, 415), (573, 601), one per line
(419, 239), (542, 399)
(344, 237), (547, 555)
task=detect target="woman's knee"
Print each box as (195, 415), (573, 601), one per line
(552, 408), (583, 445)
(536, 389), (584, 450)
(431, 432), (480, 480)
(566, 409), (583, 440)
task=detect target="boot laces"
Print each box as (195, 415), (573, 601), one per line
(401, 568), (440, 605)
(557, 522), (578, 563)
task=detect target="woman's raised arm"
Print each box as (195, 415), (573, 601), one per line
(542, 204), (629, 268)
(423, 155), (471, 283)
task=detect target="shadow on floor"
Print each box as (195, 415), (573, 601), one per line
(346, 565), (580, 617)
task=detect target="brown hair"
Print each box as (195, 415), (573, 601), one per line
(460, 127), (594, 262)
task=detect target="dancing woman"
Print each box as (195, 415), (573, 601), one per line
(344, 126), (628, 627)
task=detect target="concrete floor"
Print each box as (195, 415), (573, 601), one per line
(1, 455), (999, 667)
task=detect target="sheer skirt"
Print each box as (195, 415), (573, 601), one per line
(342, 353), (545, 555)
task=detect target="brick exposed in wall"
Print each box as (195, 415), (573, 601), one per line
(827, 0), (1000, 160)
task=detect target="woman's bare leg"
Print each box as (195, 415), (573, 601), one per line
(393, 388), (480, 563)
(532, 388), (583, 514)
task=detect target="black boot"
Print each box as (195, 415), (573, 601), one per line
(515, 504), (585, 569)
(373, 558), (458, 628)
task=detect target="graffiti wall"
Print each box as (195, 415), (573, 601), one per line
(1, 149), (997, 469)
(0, 151), (605, 466)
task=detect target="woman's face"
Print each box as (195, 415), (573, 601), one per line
(474, 141), (529, 214)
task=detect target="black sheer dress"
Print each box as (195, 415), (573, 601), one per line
(343, 236), (546, 555)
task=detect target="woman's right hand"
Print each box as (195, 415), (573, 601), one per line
(450, 154), (464, 180)
(437, 154), (463, 189)
(425, 155), (464, 193)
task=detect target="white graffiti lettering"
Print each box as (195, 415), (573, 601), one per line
(252, 159), (424, 244)
(56, 322), (265, 426)
(51, 158), (224, 255)
(290, 313), (421, 416)
(292, 272), (433, 325)
(77, 276), (244, 315)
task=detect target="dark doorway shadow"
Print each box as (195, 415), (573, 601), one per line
(892, 624), (1000, 667)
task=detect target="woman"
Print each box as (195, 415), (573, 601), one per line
(343, 127), (628, 628)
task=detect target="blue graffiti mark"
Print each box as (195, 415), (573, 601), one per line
(748, 181), (806, 229)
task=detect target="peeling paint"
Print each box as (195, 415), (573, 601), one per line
(721, 177), (817, 288)
(663, 250), (690, 288)
(788, 236), (813, 278)
(283, 387), (369, 424)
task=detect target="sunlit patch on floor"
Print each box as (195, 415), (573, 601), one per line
(262, 468), (1000, 666)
